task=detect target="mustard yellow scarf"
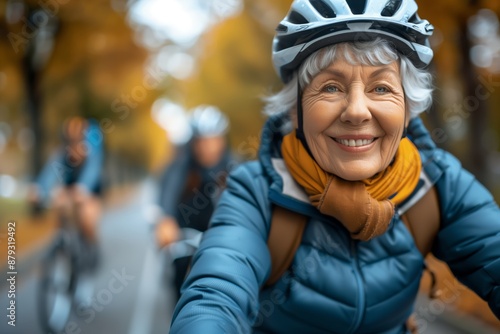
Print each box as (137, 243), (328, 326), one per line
(281, 131), (421, 240)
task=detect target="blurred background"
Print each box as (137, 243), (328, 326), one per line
(0, 0), (499, 333)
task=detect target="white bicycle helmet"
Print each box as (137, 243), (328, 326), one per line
(189, 105), (229, 138)
(273, 0), (434, 83)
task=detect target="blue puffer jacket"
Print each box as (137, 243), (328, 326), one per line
(170, 113), (500, 334)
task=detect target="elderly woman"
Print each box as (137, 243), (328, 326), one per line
(170, 1), (500, 333)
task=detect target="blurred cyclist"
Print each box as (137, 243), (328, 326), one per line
(155, 105), (236, 300)
(28, 116), (104, 270)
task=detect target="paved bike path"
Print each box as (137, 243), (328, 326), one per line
(0, 180), (175, 334)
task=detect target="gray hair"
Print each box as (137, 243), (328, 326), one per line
(264, 39), (433, 119)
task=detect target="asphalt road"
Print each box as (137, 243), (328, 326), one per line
(0, 179), (498, 334)
(0, 180), (175, 334)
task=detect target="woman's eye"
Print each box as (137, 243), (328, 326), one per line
(374, 86), (389, 94)
(323, 85), (339, 93)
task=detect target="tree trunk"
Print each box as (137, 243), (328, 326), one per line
(458, 16), (490, 186)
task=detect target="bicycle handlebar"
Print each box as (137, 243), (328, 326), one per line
(163, 228), (203, 261)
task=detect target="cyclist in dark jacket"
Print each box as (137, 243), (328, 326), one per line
(170, 1), (500, 333)
(155, 105), (237, 300)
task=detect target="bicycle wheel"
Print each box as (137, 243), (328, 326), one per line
(38, 233), (78, 334)
(73, 236), (98, 308)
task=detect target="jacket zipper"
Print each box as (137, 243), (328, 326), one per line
(349, 239), (365, 334)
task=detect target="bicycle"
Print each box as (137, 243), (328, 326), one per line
(37, 194), (98, 334)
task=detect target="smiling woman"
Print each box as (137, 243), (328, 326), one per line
(169, 1), (500, 333)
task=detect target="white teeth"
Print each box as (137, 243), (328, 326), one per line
(335, 138), (374, 147)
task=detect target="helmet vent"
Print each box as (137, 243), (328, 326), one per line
(309, 0), (336, 18)
(288, 10), (309, 24)
(408, 13), (422, 24)
(346, 0), (366, 14)
(276, 24), (288, 33)
(381, 0), (402, 17)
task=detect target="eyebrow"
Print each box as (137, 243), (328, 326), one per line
(320, 66), (399, 80)
(321, 68), (347, 79)
(368, 67), (399, 79)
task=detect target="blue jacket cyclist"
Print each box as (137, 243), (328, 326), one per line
(29, 116), (104, 265)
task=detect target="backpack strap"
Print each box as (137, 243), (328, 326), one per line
(401, 186), (440, 257)
(401, 185), (442, 300)
(265, 206), (307, 287)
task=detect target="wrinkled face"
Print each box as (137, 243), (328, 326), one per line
(301, 58), (407, 181)
(192, 136), (227, 168)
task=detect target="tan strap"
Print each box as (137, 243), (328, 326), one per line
(401, 186), (440, 258)
(265, 206), (308, 287)
(402, 185), (442, 301)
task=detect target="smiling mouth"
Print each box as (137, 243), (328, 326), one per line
(333, 138), (377, 147)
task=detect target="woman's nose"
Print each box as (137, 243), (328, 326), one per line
(340, 88), (372, 125)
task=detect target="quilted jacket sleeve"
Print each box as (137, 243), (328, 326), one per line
(432, 151), (500, 319)
(170, 162), (272, 333)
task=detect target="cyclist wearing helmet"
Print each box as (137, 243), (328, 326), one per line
(170, 1), (500, 333)
(155, 105), (235, 300)
(28, 116), (104, 267)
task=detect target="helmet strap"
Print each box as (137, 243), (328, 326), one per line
(295, 82), (314, 157)
(402, 110), (408, 139)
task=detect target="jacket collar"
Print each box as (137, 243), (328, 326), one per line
(258, 113), (319, 216)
